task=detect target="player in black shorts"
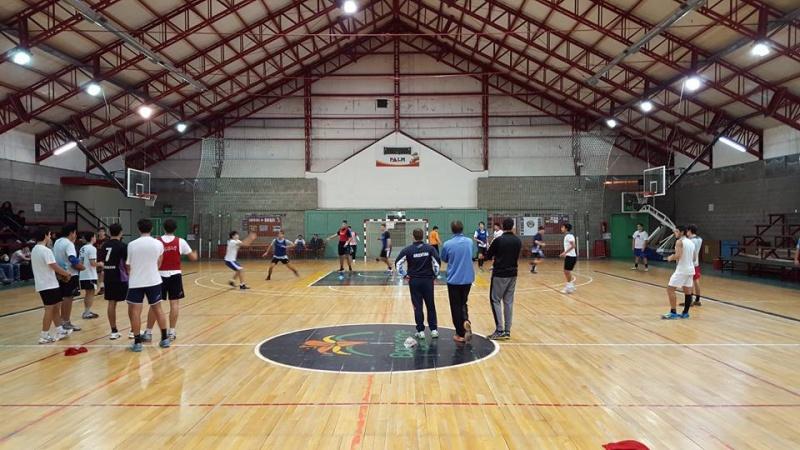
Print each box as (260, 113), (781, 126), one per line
(100, 223), (128, 340)
(327, 220), (353, 272)
(530, 226), (545, 274)
(376, 224), (393, 273)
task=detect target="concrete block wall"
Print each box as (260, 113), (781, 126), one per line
(152, 178), (318, 250)
(664, 154), (800, 243)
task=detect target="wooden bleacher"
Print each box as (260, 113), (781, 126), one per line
(722, 213), (799, 280)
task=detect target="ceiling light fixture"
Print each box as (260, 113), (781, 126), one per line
(684, 76), (702, 92)
(342, 0), (358, 14)
(175, 122), (188, 133)
(85, 82), (102, 97)
(53, 141), (78, 155)
(718, 136), (746, 152)
(137, 105), (153, 119)
(11, 48), (32, 66)
(639, 100), (654, 113)
(605, 118), (618, 129)
(751, 41), (770, 57)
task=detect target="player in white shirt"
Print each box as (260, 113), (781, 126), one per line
(492, 223), (503, 241)
(52, 224), (85, 331)
(126, 219), (169, 352)
(79, 232), (100, 320)
(631, 223), (650, 271)
(30, 228), (73, 344)
(682, 224), (704, 307)
(224, 230), (257, 289)
(559, 223), (578, 294)
(662, 225), (696, 320)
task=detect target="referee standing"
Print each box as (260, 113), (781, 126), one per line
(481, 218), (521, 340)
(395, 229), (440, 339)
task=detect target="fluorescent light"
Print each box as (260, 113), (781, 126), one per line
(605, 118), (618, 129)
(342, 0), (357, 14)
(718, 136), (746, 152)
(53, 141), (78, 155)
(137, 105), (153, 119)
(751, 42), (770, 57)
(639, 100), (654, 113)
(684, 76), (702, 92)
(85, 82), (102, 96)
(11, 48), (31, 66)
(175, 122), (188, 133)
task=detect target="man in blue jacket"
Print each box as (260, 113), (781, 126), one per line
(440, 220), (476, 342)
(395, 229), (440, 339)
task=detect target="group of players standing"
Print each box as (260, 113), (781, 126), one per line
(29, 219), (196, 351)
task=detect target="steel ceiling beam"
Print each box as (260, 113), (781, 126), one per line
(527, 0), (800, 132)
(402, 0), (711, 165)
(86, 0), (395, 167)
(34, 0), (341, 161)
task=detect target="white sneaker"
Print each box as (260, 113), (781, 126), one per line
(415, 331), (426, 339)
(56, 326), (72, 337)
(168, 330), (176, 341)
(644, 268), (649, 272)
(38, 335), (55, 344)
(110, 332), (121, 340)
(128, 331), (135, 339)
(430, 330), (439, 338)
(630, 267), (638, 270)
(560, 287), (571, 294)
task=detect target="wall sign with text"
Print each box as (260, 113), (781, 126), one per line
(377, 146), (420, 167)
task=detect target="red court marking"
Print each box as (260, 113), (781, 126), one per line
(0, 315), (230, 443)
(1, 401), (798, 409)
(350, 374), (374, 450)
(543, 283), (800, 400)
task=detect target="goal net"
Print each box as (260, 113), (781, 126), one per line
(363, 219), (428, 261)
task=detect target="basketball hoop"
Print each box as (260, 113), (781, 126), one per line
(136, 192), (157, 207)
(621, 191), (649, 213)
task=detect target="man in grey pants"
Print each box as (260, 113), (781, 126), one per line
(481, 218), (521, 340)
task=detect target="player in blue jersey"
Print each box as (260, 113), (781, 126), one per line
(376, 223), (393, 273)
(263, 231), (299, 280)
(474, 221), (489, 271)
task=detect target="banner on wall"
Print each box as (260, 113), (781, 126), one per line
(376, 146), (420, 167)
(521, 217), (541, 236)
(242, 215), (282, 238)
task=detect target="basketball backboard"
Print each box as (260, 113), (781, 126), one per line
(621, 192), (647, 213)
(126, 168), (151, 199)
(642, 166), (666, 197)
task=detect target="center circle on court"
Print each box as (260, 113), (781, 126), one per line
(255, 324), (498, 373)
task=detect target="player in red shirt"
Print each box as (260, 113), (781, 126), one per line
(326, 220), (353, 272)
(143, 219), (197, 342)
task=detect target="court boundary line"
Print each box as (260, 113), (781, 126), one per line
(252, 323), (500, 375)
(2, 342), (799, 349)
(594, 270), (800, 323)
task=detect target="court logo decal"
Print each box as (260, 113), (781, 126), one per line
(256, 324), (498, 373)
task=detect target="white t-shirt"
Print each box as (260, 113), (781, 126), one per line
(79, 243), (98, 281)
(690, 236), (703, 267)
(31, 244), (59, 292)
(158, 235), (193, 277)
(675, 237), (696, 276)
(493, 229), (503, 240)
(225, 239), (242, 262)
(53, 237), (79, 276)
(126, 235), (165, 289)
(563, 233), (577, 257)
(632, 230), (649, 250)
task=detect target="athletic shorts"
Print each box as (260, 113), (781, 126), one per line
(563, 256), (577, 271)
(634, 248), (646, 258)
(350, 245), (357, 257)
(531, 250), (544, 259)
(80, 280), (97, 291)
(225, 260), (243, 271)
(337, 242), (348, 256)
(126, 284), (163, 305)
(161, 274), (185, 300)
(59, 275), (80, 298)
(477, 247), (487, 256)
(104, 282), (128, 301)
(669, 272), (694, 288)
(38, 287), (63, 306)
(271, 257), (289, 265)
(693, 265), (701, 281)
(380, 248), (391, 258)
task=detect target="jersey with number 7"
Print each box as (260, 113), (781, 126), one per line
(100, 239), (129, 283)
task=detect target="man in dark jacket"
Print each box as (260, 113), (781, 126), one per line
(482, 218), (521, 340)
(395, 228), (441, 339)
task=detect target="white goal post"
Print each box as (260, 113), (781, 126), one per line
(362, 219), (429, 262)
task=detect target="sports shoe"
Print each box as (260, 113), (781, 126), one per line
(487, 332), (504, 340)
(463, 320), (472, 342)
(630, 266), (638, 270)
(128, 331), (135, 339)
(81, 311), (99, 319)
(452, 335), (466, 343)
(430, 329), (439, 338)
(693, 300), (702, 306)
(56, 326), (73, 338)
(63, 322), (81, 331)
(501, 332), (511, 340)
(265, 275), (271, 281)
(142, 331), (153, 342)
(415, 331), (426, 339)
(159, 338), (171, 348)
(644, 268), (649, 272)
(109, 332), (121, 340)
(679, 313), (690, 319)
(240, 284), (250, 290)
(228, 280), (236, 288)
(130, 342), (143, 352)
(38, 335), (55, 344)
(661, 312), (681, 320)
(168, 330), (176, 341)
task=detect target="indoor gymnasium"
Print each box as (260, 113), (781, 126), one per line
(1, 0), (800, 448)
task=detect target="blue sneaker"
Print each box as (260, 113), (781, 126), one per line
(661, 312), (681, 320)
(159, 338), (171, 348)
(130, 342), (143, 352)
(679, 313), (690, 319)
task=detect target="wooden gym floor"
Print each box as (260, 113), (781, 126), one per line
(1, 259), (799, 449)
